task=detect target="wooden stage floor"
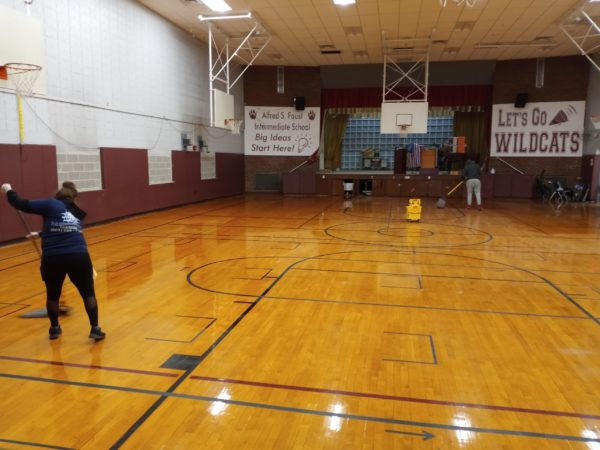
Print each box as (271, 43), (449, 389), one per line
(0, 194), (599, 449)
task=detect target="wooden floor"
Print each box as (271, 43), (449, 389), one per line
(0, 194), (599, 449)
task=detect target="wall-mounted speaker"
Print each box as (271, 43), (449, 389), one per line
(514, 93), (528, 108)
(293, 96), (305, 110)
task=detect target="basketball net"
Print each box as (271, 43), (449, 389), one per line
(4, 63), (42, 143)
(399, 125), (409, 137)
(225, 119), (243, 135)
(5, 63), (42, 96)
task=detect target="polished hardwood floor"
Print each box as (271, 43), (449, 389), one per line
(0, 194), (599, 449)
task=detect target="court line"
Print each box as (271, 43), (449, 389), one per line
(0, 355), (179, 378)
(193, 249), (600, 325)
(0, 372), (598, 445)
(189, 375), (600, 420)
(111, 296), (262, 448)
(324, 221), (494, 248)
(263, 295), (589, 320)
(145, 317), (215, 343)
(4, 201), (597, 443)
(0, 438), (73, 450)
(295, 266), (545, 284)
(186, 256), (590, 320)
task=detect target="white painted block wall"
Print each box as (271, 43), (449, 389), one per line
(0, 0), (243, 190)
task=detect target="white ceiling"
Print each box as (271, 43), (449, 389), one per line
(137, 0), (600, 66)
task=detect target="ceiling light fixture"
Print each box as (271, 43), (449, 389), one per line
(198, 12), (252, 21)
(333, 0), (356, 5)
(440, 0), (479, 7)
(200, 0), (232, 12)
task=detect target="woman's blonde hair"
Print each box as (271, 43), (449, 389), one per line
(55, 181), (78, 201)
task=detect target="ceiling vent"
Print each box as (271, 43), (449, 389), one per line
(455, 21), (475, 31)
(319, 44), (341, 54)
(344, 26), (363, 35)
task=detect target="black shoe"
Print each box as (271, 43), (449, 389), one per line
(89, 326), (106, 341)
(49, 325), (62, 340)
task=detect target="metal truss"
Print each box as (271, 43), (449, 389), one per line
(207, 21), (271, 126)
(382, 33), (430, 103)
(560, 1), (600, 72)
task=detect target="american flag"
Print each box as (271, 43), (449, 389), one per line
(407, 143), (421, 169)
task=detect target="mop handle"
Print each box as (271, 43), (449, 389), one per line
(447, 180), (464, 196)
(16, 210), (41, 257)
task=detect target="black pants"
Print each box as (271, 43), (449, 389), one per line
(40, 253), (98, 327)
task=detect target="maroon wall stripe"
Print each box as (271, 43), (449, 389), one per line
(0, 144), (244, 243)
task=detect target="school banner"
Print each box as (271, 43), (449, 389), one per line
(244, 106), (320, 156)
(490, 101), (585, 157)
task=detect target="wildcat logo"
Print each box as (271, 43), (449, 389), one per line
(308, 110), (316, 120)
(61, 211), (79, 224)
(249, 110), (257, 119)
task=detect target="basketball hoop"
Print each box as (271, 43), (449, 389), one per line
(5, 63), (42, 96)
(225, 118), (243, 135)
(399, 125), (409, 136)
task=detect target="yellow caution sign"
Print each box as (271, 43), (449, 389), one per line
(406, 198), (422, 222)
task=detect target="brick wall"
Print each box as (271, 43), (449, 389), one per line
(491, 56), (589, 184)
(493, 56), (589, 104)
(488, 157), (582, 187)
(244, 66), (321, 192)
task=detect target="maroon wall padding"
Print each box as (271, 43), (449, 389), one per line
(0, 144), (58, 242)
(99, 148), (151, 220)
(0, 144), (245, 244)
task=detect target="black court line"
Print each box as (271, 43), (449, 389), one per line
(314, 254), (600, 277)
(324, 221), (494, 248)
(186, 254), (592, 321)
(188, 250), (600, 325)
(261, 295), (590, 320)
(0, 355), (179, 378)
(1, 373), (598, 446)
(382, 336), (437, 365)
(0, 438), (73, 449)
(0, 200), (248, 273)
(111, 296), (264, 448)
(4, 200), (598, 445)
(0, 303), (30, 318)
(145, 317), (215, 343)
(190, 375), (600, 420)
(295, 266), (545, 285)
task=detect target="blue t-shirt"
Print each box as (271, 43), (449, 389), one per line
(8, 194), (88, 256)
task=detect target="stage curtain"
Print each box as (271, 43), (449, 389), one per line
(323, 113), (349, 170)
(454, 111), (487, 162)
(322, 85), (492, 109)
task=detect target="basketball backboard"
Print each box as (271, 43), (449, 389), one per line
(0, 4), (46, 94)
(380, 102), (428, 134)
(213, 88), (234, 129)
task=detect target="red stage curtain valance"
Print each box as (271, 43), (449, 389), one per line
(321, 85), (492, 109)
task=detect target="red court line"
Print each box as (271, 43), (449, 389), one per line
(0, 355), (179, 378)
(190, 375), (600, 420)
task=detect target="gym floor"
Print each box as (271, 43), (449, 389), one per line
(0, 194), (599, 449)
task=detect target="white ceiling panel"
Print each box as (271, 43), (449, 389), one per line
(138, 0), (598, 65)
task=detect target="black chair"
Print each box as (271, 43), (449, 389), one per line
(535, 176), (552, 201)
(572, 181), (589, 202)
(549, 180), (570, 202)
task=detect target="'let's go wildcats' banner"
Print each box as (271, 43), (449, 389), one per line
(490, 101), (585, 157)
